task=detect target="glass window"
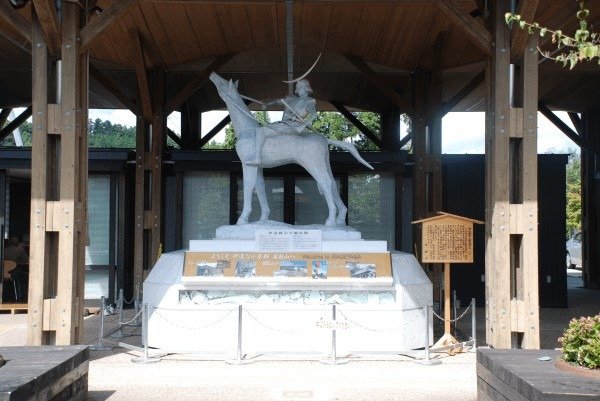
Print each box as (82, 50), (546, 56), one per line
(85, 175), (111, 266)
(348, 173), (395, 246)
(236, 176), (284, 223)
(183, 172), (230, 244)
(295, 177), (341, 225)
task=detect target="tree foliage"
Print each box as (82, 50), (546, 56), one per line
(566, 150), (582, 234)
(206, 111), (383, 151)
(506, 1), (599, 69)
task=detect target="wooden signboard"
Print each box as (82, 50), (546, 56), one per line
(412, 212), (483, 349)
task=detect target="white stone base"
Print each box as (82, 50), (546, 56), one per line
(144, 250), (432, 355)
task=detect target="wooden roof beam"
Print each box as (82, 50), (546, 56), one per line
(165, 53), (234, 115)
(0, 2), (31, 43)
(436, 0), (492, 57)
(344, 54), (416, 118)
(32, 0), (60, 57)
(130, 29), (153, 121)
(510, 0), (539, 59)
(438, 70), (485, 118)
(539, 103), (585, 149)
(90, 64), (139, 114)
(0, 108), (12, 129)
(399, 133), (412, 149)
(167, 128), (182, 147)
(331, 101), (383, 150)
(199, 115), (231, 148)
(0, 105), (31, 143)
(568, 112), (582, 135)
(80, 0), (141, 53)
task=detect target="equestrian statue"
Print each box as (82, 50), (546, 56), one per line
(209, 72), (373, 227)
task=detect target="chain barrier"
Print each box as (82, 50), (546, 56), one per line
(337, 310), (409, 332)
(150, 307), (236, 330)
(120, 307), (144, 327)
(244, 308), (329, 333)
(122, 285), (138, 305)
(431, 303), (473, 324)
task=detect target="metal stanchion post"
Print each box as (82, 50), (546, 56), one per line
(110, 289), (125, 338)
(470, 298), (477, 352)
(417, 305), (440, 365)
(321, 304), (348, 365)
(226, 305), (252, 364)
(132, 304), (160, 363)
(90, 296), (114, 351)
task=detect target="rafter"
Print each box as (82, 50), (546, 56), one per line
(539, 103), (585, 149)
(0, 106), (32, 143)
(438, 71), (485, 118)
(165, 53), (234, 114)
(0, 1), (31, 43)
(436, 0), (492, 57)
(344, 54), (416, 117)
(331, 102), (383, 150)
(399, 133), (412, 149)
(32, 0), (60, 57)
(130, 29), (153, 121)
(510, 0), (539, 59)
(80, 0), (141, 53)
(199, 115), (232, 148)
(90, 64), (138, 114)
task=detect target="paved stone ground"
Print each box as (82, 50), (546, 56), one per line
(0, 269), (597, 401)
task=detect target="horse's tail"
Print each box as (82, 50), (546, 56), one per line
(327, 139), (374, 170)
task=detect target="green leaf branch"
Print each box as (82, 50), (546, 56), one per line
(505, 1), (600, 69)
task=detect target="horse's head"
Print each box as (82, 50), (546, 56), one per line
(209, 72), (239, 96)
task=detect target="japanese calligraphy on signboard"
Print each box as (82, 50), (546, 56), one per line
(412, 212), (484, 264)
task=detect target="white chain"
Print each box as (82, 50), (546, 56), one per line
(150, 307), (236, 330)
(431, 303), (473, 324)
(120, 308), (144, 326)
(337, 310), (408, 332)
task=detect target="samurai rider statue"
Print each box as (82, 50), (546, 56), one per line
(246, 78), (317, 165)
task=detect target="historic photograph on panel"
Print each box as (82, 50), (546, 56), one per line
(274, 260), (308, 277)
(312, 260), (328, 279)
(235, 260), (256, 278)
(196, 260), (230, 277)
(345, 261), (376, 278)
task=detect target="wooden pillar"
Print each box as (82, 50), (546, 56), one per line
(582, 106), (600, 289)
(181, 103), (201, 150)
(412, 67), (443, 292)
(133, 68), (165, 291)
(485, 0), (539, 349)
(28, 2), (88, 345)
(381, 106), (401, 151)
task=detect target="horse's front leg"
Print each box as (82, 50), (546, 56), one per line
(238, 164), (259, 225)
(255, 168), (270, 221)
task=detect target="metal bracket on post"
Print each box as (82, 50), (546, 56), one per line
(131, 304), (160, 364)
(320, 304), (348, 365)
(416, 305), (441, 365)
(90, 296), (115, 351)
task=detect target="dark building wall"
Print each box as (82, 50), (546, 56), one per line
(443, 154), (568, 308)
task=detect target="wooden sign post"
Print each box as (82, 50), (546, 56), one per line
(413, 212), (483, 348)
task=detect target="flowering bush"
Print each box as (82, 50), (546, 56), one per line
(559, 314), (600, 369)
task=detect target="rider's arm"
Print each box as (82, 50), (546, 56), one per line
(262, 98), (283, 111)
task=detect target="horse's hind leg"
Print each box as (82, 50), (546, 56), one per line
(238, 164), (258, 225)
(256, 168), (270, 221)
(332, 180), (347, 225)
(304, 164), (337, 226)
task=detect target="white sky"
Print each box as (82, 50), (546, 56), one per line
(87, 108), (578, 155)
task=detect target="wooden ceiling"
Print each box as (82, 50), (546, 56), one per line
(0, 0), (599, 113)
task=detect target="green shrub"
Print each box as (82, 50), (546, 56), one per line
(559, 314), (600, 369)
